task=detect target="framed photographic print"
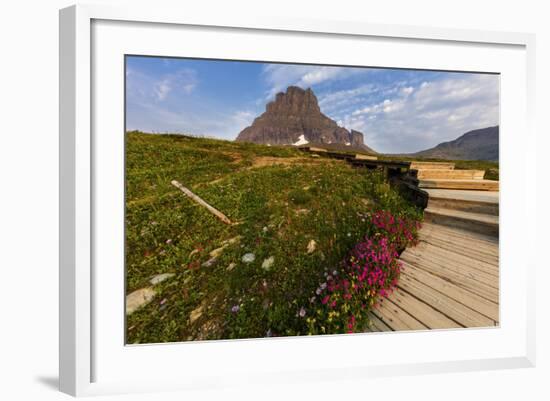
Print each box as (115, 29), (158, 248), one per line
(59, 4), (536, 396)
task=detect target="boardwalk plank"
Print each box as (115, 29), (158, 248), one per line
(400, 252), (499, 303)
(372, 298), (428, 331)
(387, 287), (462, 329)
(424, 207), (499, 237)
(419, 232), (499, 262)
(424, 189), (499, 204)
(367, 312), (393, 332)
(402, 247), (499, 288)
(411, 241), (499, 274)
(410, 161), (455, 170)
(419, 224), (499, 252)
(363, 325), (375, 332)
(421, 222), (498, 245)
(419, 178), (499, 191)
(399, 266), (498, 325)
(417, 169), (485, 180)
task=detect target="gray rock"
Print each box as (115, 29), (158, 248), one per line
(189, 305), (205, 324)
(209, 245), (227, 258)
(222, 235), (242, 246)
(208, 236), (242, 258)
(126, 287), (156, 314)
(262, 256), (275, 271)
(149, 273), (175, 285)
(202, 257), (218, 267)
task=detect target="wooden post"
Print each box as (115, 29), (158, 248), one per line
(171, 180), (233, 225)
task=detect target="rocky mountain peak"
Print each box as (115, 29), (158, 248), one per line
(235, 86), (376, 153)
(266, 86), (321, 115)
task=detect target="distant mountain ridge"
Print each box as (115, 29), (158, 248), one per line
(411, 126), (499, 161)
(235, 86), (376, 154)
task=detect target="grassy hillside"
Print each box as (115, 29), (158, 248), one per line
(125, 131), (422, 343)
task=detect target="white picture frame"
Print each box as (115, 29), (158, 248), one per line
(59, 4), (536, 397)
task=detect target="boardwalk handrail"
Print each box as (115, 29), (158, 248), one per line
(348, 158), (411, 169)
(299, 146), (411, 170)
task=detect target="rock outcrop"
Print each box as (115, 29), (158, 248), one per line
(236, 86), (376, 153)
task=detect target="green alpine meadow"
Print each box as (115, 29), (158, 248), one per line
(125, 131), (422, 342)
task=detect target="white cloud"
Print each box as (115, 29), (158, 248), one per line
(127, 68), (198, 103)
(298, 68), (345, 86)
(335, 74), (499, 153)
(383, 99), (404, 113)
(153, 80), (171, 101)
(318, 84), (376, 114)
(153, 69), (197, 101)
(261, 64), (368, 100)
(401, 86), (414, 95)
(349, 97), (405, 116)
(229, 110), (256, 133)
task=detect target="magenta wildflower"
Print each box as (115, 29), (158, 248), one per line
(308, 209), (421, 335)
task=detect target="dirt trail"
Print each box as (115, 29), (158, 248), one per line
(200, 155), (339, 187)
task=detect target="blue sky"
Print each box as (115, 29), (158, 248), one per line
(126, 56), (499, 153)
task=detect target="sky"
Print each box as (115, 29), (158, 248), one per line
(126, 56), (499, 154)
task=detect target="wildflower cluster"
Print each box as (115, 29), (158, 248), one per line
(371, 210), (421, 250)
(306, 210), (421, 335)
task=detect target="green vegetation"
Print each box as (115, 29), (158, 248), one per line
(125, 131), (422, 343)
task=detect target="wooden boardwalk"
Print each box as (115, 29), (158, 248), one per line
(294, 151), (501, 332)
(367, 163), (500, 332)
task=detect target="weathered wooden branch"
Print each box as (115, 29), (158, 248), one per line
(171, 180), (233, 225)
